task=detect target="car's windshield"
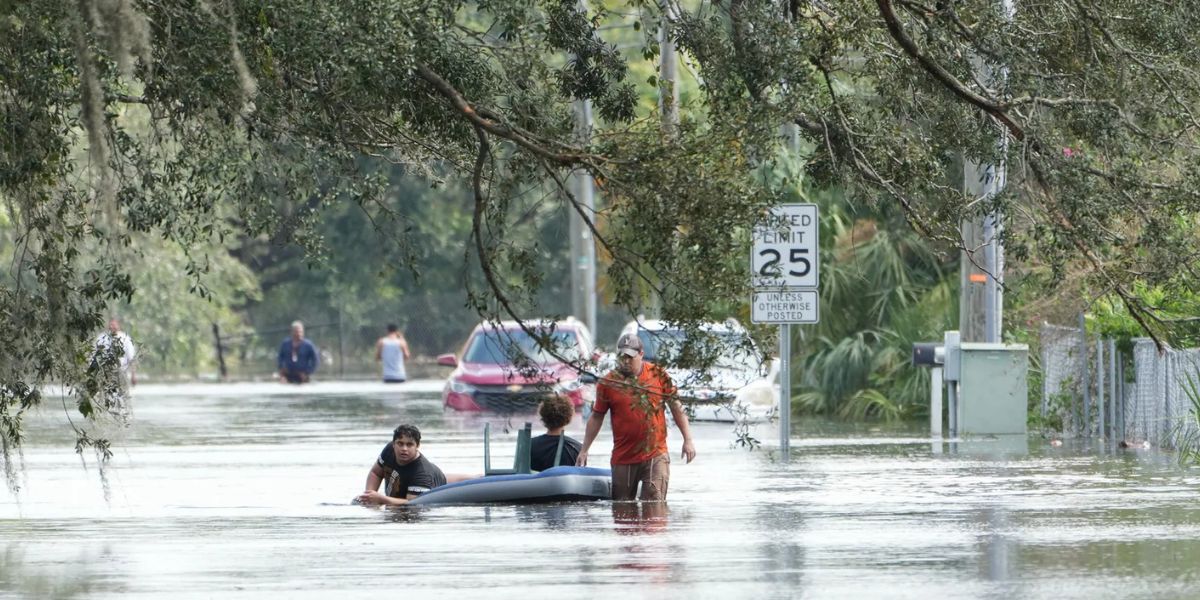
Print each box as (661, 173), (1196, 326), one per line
(637, 329), (761, 371)
(463, 329), (581, 365)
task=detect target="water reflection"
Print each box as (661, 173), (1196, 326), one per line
(1, 544), (105, 598)
(753, 503), (805, 589)
(978, 507), (1014, 582)
(610, 502), (679, 581)
(611, 501), (670, 536)
(945, 434), (1031, 459)
(385, 507), (426, 524)
(514, 503), (572, 530)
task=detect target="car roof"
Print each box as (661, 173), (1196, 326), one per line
(619, 318), (746, 335)
(472, 318), (588, 332)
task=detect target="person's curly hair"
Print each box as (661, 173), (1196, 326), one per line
(538, 395), (575, 430)
(392, 424), (422, 444)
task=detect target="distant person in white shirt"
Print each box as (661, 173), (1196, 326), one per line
(375, 323), (411, 383)
(94, 317), (137, 387)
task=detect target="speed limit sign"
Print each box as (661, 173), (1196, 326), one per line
(751, 204), (819, 289)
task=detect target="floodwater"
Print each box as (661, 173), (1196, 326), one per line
(3, 382), (1200, 599)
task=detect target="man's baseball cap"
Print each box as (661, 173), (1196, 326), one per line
(616, 333), (643, 357)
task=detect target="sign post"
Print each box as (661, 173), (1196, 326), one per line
(752, 204), (820, 458)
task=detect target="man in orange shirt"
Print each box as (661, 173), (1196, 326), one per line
(577, 332), (696, 501)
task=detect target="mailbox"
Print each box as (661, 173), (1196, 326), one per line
(911, 343), (943, 366)
(911, 331), (961, 380)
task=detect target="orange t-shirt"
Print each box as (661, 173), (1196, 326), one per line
(594, 362), (676, 465)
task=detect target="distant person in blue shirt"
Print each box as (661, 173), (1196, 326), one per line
(375, 323), (410, 383)
(277, 320), (319, 383)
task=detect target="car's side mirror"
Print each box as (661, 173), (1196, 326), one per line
(436, 353), (458, 367)
(766, 357), (781, 381)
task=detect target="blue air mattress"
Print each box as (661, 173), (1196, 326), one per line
(409, 466), (612, 505)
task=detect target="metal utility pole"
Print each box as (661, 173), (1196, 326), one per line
(659, 0), (679, 137)
(780, 123), (805, 459)
(573, 99), (597, 337)
(568, 1), (598, 337)
(632, 0), (680, 320)
(779, 324), (791, 457)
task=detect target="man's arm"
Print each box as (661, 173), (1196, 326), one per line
(576, 410), (605, 467)
(375, 338), (384, 361)
(400, 336), (411, 359)
(307, 342), (320, 372)
(365, 462), (385, 492)
(277, 341), (288, 373)
(358, 463), (409, 506)
(363, 466), (443, 506)
(358, 490), (410, 506)
(125, 336), (138, 385)
(668, 398), (697, 463)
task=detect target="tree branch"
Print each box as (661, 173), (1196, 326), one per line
(415, 63), (603, 166)
(875, 0), (1026, 141)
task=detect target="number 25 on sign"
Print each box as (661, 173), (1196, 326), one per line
(752, 204), (819, 289)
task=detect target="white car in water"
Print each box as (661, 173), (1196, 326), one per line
(616, 319), (779, 423)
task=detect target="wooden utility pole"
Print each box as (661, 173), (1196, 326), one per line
(959, 0), (1013, 344)
(959, 160), (1004, 343)
(212, 323), (228, 380)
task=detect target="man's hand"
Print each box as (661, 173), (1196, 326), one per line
(356, 490), (393, 506)
(575, 449), (589, 467)
(681, 439), (696, 464)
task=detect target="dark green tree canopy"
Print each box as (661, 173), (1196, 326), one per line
(3, 0), (1200, 458)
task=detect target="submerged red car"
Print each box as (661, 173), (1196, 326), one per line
(438, 319), (598, 412)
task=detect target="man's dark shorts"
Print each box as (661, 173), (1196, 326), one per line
(283, 371), (308, 384)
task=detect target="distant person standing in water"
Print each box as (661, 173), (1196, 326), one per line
(277, 320), (319, 383)
(375, 323), (411, 383)
(93, 317), (138, 422)
(94, 317), (138, 387)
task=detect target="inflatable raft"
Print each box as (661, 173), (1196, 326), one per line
(408, 422), (611, 505)
(409, 465), (612, 505)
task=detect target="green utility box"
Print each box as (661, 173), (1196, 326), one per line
(956, 343), (1028, 435)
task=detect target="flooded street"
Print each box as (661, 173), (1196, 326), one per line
(3, 382), (1200, 599)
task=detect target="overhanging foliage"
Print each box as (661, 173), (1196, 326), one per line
(3, 0), (1200, 465)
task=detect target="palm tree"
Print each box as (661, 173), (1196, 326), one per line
(792, 187), (958, 421)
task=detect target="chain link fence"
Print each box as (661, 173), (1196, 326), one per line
(1040, 320), (1200, 448)
(1039, 323), (1087, 435)
(1128, 339), (1200, 448)
(1038, 322), (1126, 441)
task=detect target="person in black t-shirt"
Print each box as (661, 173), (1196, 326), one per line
(357, 424), (448, 506)
(530, 395), (582, 471)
